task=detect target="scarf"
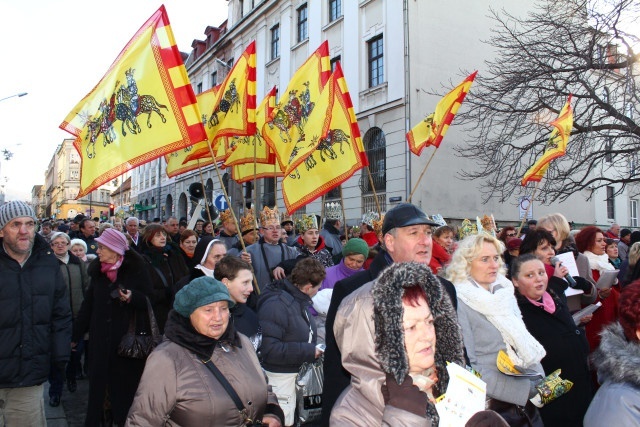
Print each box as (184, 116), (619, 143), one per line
(194, 264), (214, 277)
(455, 274), (546, 367)
(164, 310), (239, 360)
(100, 256), (124, 282)
(526, 292), (556, 314)
(583, 250), (615, 273)
(55, 252), (70, 264)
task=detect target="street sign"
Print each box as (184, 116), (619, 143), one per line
(519, 196), (533, 220)
(214, 194), (229, 211)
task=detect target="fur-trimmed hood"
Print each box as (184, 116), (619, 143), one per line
(373, 262), (465, 395)
(592, 322), (640, 387)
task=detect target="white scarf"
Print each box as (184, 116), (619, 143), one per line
(583, 250), (615, 273)
(194, 264), (214, 277)
(455, 274), (546, 367)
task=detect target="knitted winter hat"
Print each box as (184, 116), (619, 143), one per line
(342, 238), (369, 258)
(95, 228), (129, 255)
(0, 201), (36, 230)
(174, 276), (235, 317)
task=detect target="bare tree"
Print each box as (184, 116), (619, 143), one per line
(456, 0), (640, 203)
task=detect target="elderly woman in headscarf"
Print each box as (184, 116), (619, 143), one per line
(127, 276), (284, 426)
(72, 228), (153, 426)
(330, 262), (466, 425)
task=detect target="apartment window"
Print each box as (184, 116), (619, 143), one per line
(196, 82), (203, 94)
(211, 71), (217, 88)
(329, 0), (342, 22)
(606, 186), (615, 219)
(262, 178), (275, 208)
(297, 4), (308, 43)
(368, 35), (384, 87)
(330, 55), (341, 72)
(631, 200), (638, 227)
(271, 24), (280, 60)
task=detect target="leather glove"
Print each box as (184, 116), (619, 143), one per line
(529, 369), (573, 408)
(571, 276), (592, 293)
(381, 372), (428, 417)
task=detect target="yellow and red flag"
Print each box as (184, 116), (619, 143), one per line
(521, 94), (574, 186)
(59, 6), (206, 197)
(263, 41), (332, 175)
(406, 71), (477, 155)
(282, 63), (367, 214)
(224, 86), (278, 167)
(232, 162), (283, 184)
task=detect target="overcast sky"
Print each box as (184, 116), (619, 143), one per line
(0, 0), (229, 201)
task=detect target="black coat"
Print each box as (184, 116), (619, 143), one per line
(320, 250), (458, 425)
(0, 234), (72, 388)
(517, 277), (593, 427)
(72, 250), (153, 426)
(257, 279), (317, 373)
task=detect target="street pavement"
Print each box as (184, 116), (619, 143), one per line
(44, 377), (89, 427)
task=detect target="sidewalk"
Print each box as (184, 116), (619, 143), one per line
(44, 377), (89, 427)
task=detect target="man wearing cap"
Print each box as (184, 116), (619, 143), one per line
(68, 214), (85, 239)
(617, 228), (631, 262)
(281, 214), (297, 246)
(0, 201), (72, 425)
(320, 203), (458, 424)
(217, 210), (240, 250)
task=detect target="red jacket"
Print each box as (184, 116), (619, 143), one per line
(428, 241), (451, 274)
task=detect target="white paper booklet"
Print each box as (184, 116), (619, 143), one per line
(436, 363), (486, 427)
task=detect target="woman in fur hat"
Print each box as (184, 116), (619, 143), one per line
(330, 262), (466, 425)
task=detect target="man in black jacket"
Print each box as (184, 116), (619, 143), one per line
(320, 203), (458, 425)
(0, 201), (72, 424)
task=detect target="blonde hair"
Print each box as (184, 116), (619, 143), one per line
(446, 233), (506, 284)
(629, 242), (640, 267)
(537, 213), (571, 242)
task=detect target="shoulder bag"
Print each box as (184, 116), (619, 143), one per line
(117, 296), (162, 359)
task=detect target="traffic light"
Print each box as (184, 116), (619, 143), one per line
(109, 204), (115, 217)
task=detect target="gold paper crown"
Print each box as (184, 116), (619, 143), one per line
(372, 214), (385, 236)
(240, 209), (258, 233)
(362, 211), (380, 227)
(324, 202), (343, 221)
(295, 213), (319, 233)
(260, 206), (280, 226)
(280, 212), (294, 225)
(219, 209), (233, 223)
(458, 219), (478, 240)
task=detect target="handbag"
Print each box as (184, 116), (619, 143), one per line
(295, 356), (324, 425)
(486, 398), (544, 427)
(202, 359), (265, 426)
(117, 297), (162, 359)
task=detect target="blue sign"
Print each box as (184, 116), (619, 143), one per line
(214, 194), (228, 210)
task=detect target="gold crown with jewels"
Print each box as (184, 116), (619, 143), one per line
(296, 214), (319, 233)
(259, 206), (280, 226)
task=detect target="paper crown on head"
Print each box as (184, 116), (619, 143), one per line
(240, 209), (258, 233)
(296, 214), (319, 233)
(362, 211), (380, 227)
(431, 214), (447, 227)
(458, 219), (478, 240)
(259, 206), (280, 226)
(324, 202), (343, 221)
(280, 212), (294, 225)
(219, 209), (233, 223)
(477, 214), (497, 237)
(372, 214), (385, 236)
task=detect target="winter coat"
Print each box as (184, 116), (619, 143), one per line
(517, 277), (593, 426)
(320, 250), (458, 424)
(0, 234), (72, 388)
(245, 237), (299, 291)
(428, 240), (451, 275)
(320, 257), (363, 291)
(141, 243), (190, 332)
(584, 269), (620, 351)
(293, 235), (334, 268)
(126, 311), (283, 426)
(231, 303), (261, 351)
(58, 252), (90, 318)
(330, 262), (465, 426)
(320, 221), (343, 257)
(72, 249), (153, 426)
(257, 279), (317, 373)
(218, 230), (240, 250)
(584, 322), (640, 427)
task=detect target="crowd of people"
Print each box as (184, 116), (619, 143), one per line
(1, 198), (639, 427)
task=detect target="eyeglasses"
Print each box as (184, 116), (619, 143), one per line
(261, 226), (282, 232)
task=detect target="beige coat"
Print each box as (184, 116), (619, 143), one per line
(329, 282), (430, 426)
(126, 334), (279, 426)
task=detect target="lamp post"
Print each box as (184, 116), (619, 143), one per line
(0, 92), (28, 103)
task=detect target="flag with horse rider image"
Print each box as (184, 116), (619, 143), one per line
(59, 5), (206, 197)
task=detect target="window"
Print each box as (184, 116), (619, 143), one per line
(602, 86), (610, 103)
(368, 35), (384, 87)
(330, 55), (341, 72)
(271, 24), (280, 60)
(359, 127), (386, 193)
(606, 186), (615, 219)
(211, 71), (217, 88)
(329, 0), (342, 22)
(196, 82), (203, 94)
(605, 138), (613, 163)
(262, 178), (275, 208)
(631, 200), (638, 227)
(297, 4), (308, 43)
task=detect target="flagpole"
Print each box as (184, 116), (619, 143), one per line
(320, 194), (326, 224)
(253, 140), (258, 212)
(196, 160), (214, 226)
(205, 142), (260, 295)
(516, 180), (541, 236)
(407, 148), (438, 203)
(365, 165), (382, 216)
(339, 185), (348, 241)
